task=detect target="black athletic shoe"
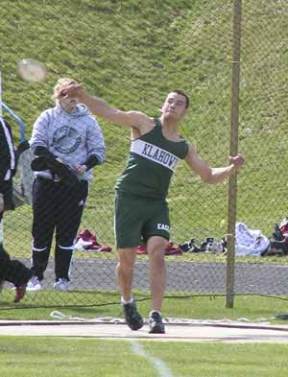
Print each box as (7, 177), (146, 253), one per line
(149, 311), (165, 334)
(123, 301), (144, 331)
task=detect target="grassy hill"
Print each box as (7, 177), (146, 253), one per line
(1, 0), (288, 251)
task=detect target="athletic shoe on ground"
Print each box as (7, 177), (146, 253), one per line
(26, 276), (42, 291)
(149, 311), (165, 334)
(14, 284), (27, 303)
(54, 278), (70, 291)
(123, 301), (144, 331)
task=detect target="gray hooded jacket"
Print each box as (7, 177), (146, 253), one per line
(30, 104), (105, 181)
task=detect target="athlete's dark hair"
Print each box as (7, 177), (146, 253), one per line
(172, 89), (190, 109)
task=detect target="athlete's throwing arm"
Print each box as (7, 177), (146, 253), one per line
(62, 84), (244, 180)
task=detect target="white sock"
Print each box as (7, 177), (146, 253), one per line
(121, 296), (134, 305)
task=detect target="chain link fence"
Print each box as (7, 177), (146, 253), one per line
(1, 0), (288, 308)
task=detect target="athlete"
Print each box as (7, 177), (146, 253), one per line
(61, 84), (244, 333)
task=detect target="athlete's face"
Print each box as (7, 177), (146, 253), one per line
(161, 92), (187, 121)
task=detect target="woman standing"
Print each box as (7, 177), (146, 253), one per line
(27, 78), (105, 291)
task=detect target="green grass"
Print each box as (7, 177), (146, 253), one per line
(1, 295), (288, 325)
(0, 337), (288, 377)
(1, 295), (288, 376)
(1, 0), (288, 246)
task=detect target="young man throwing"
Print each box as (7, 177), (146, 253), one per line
(62, 84), (244, 333)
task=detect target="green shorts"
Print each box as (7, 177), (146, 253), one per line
(114, 191), (170, 248)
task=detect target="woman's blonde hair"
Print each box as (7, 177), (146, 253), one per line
(52, 77), (78, 101)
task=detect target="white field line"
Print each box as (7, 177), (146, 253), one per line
(130, 339), (174, 377)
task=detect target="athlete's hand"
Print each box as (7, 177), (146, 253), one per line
(60, 83), (85, 99)
(229, 154), (245, 170)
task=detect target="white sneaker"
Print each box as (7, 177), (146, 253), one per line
(27, 276), (42, 291)
(54, 278), (70, 291)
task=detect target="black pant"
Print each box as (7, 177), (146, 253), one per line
(0, 212), (32, 287)
(31, 177), (88, 281)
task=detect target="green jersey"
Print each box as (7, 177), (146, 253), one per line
(115, 119), (189, 199)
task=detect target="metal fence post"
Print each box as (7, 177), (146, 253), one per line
(226, 0), (242, 308)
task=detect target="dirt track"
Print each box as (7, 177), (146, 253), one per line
(17, 258), (288, 296)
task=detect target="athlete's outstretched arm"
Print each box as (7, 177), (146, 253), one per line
(61, 83), (153, 130)
(185, 144), (244, 184)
